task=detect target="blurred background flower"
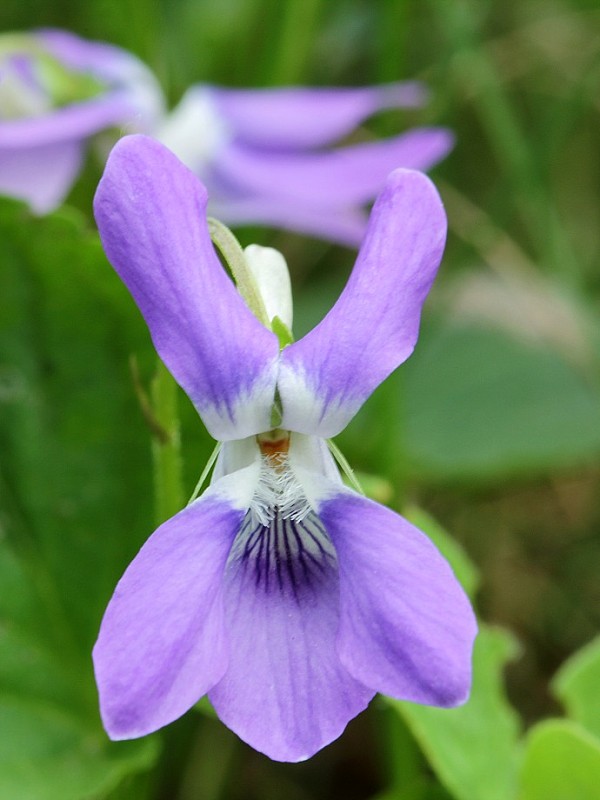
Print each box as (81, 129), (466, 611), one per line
(0, 29), (163, 211)
(1, 30), (452, 243)
(156, 82), (453, 244)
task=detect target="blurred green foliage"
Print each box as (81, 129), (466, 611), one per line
(1, 0), (600, 798)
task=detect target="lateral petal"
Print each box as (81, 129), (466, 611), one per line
(278, 168), (447, 436)
(94, 135), (280, 440)
(93, 465), (259, 740)
(209, 82), (428, 150)
(319, 489), (477, 706)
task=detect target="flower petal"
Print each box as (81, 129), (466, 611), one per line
(318, 490), (477, 706)
(209, 82), (428, 149)
(38, 27), (149, 78)
(278, 168), (447, 436)
(0, 30), (163, 148)
(0, 140), (83, 212)
(0, 95), (139, 147)
(211, 128), (453, 210)
(154, 86), (230, 174)
(93, 466), (259, 740)
(244, 244), (293, 329)
(211, 195), (368, 247)
(94, 134), (280, 440)
(209, 509), (373, 761)
(38, 28), (164, 129)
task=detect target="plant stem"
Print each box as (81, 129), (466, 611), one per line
(151, 358), (184, 525)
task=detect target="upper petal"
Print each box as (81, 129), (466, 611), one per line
(278, 168), (447, 437)
(93, 465), (259, 740)
(94, 135), (280, 440)
(318, 489), (477, 706)
(208, 82), (428, 149)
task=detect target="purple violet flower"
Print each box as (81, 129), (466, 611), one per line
(1, 30), (453, 245)
(92, 135), (476, 762)
(0, 29), (163, 212)
(157, 83), (455, 246)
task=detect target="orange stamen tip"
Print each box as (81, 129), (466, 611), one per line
(257, 431), (291, 460)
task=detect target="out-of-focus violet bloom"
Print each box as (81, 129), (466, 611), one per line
(0, 30), (163, 212)
(92, 135), (476, 762)
(156, 83), (454, 246)
(1, 30), (453, 244)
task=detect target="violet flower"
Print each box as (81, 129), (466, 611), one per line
(1, 30), (453, 245)
(156, 83), (454, 246)
(0, 29), (163, 212)
(92, 135), (476, 762)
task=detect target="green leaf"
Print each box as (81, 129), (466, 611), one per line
(0, 731), (157, 800)
(552, 635), (600, 739)
(403, 323), (600, 483)
(0, 197), (153, 644)
(0, 539), (159, 800)
(404, 506), (480, 599)
(519, 720), (600, 800)
(391, 626), (522, 800)
(0, 199), (160, 796)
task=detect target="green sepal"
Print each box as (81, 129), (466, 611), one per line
(270, 390), (283, 428)
(271, 315), (294, 349)
(207, 217), (270, 328)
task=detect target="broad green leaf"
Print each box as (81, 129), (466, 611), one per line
(391, 626), (522, 800)
(0, 197), (153, 644)
(0, 199), (160, 796)
(0, 732), (157, 800)
(552, 635), (600, 739)
(0, 539), (159, 800)
(519, 720), (600, 800)
(372, 779), (453, 800)
(404, 506), (480, 599)
(403, 323), (600, 483)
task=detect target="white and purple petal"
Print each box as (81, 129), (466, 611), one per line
(94, 135), (280, 440)
(278, 168), (447, 437)
(153, 85), (231, 175)
(208, 82), (428, 150)
(209, 506), (373, 761)
(93, 465), (259, 740)
(318, 489), (477, 706)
